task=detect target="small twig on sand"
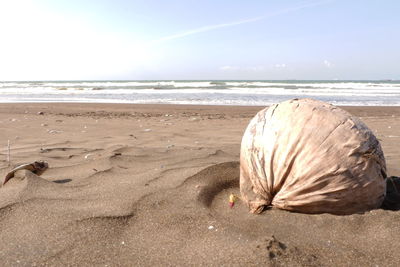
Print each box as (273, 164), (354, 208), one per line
(7, 140), (10, 166)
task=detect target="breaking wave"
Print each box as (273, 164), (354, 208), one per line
(0, 80), (399, 106)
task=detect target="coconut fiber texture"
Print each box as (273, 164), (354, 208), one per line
(240, 98), (387, 215)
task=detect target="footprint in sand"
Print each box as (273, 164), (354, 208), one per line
(257, 235), (287, 260)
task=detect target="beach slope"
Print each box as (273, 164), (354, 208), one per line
(0, 103), (399, 266)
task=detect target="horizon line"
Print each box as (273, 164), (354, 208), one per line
(1, 79), (398, 82)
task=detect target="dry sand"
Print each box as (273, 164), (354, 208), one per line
(0, 103), (399, 266)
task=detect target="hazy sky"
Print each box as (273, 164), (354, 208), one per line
(0, 0), (399, 80)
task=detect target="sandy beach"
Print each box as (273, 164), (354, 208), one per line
(0, 103), (399, 266)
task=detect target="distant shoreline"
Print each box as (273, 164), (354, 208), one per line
(2, 79), (400, 82)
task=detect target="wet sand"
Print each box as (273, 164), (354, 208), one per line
(0, 103), (399, 266)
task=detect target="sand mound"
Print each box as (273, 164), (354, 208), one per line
(122, 162), (400, 266)
(0, 170), (59, 206)
(1, 161), (400, 266)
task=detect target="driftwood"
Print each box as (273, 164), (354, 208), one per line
(3, 161), (48, 185)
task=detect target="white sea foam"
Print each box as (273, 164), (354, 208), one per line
(0, 80), (399, 106)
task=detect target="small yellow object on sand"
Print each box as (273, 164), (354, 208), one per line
(229, 193), (236, 208)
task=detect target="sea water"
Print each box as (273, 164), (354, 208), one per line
(0, 80), (399, 106)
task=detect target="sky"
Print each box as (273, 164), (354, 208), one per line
(0, 0), (399, 81)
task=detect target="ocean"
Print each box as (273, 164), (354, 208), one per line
(0, 80), (399, 106)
